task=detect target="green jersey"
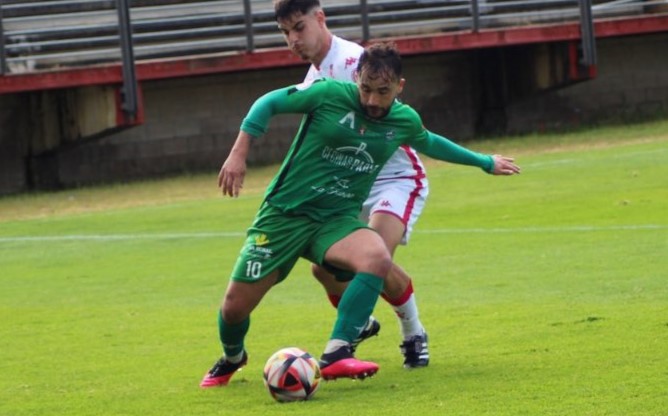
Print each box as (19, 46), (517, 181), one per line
(241, 78), (428, 222)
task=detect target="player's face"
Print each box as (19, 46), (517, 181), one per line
(357, 69), (405, 119)
(277, 10), (327, 64)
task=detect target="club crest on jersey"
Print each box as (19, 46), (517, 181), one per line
(339, 111), (370, 136)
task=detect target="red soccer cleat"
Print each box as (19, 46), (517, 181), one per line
(199, 351), (248, 388)
(319, 345), (379, 380)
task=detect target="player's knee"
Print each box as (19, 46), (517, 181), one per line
(220, 305), (240, 324)
(362, 248), (393, 278)
(220, 294), (249, 324)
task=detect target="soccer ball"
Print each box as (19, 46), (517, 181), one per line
(263, 347), (321, 402)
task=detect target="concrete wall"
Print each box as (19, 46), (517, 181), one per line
(505, 32), (668, 132)
(0, 93), (30, 194)
(0, 32), (667, 194)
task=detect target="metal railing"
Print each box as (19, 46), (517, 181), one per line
(0, 0), (665, 75)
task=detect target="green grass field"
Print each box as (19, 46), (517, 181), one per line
(1, 120), (667, 416)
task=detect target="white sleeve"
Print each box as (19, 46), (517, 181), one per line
(304, 64), (320, 82)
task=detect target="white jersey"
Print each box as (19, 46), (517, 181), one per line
(304, 36), (427, 182)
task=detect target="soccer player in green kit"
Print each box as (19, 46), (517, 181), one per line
(200, 42), (521, 386)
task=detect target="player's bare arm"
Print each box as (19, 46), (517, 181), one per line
(218, 131), (253, 197)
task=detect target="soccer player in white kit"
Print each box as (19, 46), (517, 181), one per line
(274, 0), (515, 368)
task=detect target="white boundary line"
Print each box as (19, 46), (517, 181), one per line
(0, 232), (245, 242)
(0, 225), (665, 243)
(417, 224), (668, 234)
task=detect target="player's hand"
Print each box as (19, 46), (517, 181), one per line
(218, 155), (247, 197)
(490, 155), (521, 176)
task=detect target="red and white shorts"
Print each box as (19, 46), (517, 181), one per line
(360, 176), (429, 245)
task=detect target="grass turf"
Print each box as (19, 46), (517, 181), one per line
(1, 119), (667, 415)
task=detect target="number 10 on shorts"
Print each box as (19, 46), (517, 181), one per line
(246, 261), (262, 278)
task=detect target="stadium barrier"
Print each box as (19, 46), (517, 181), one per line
(0, 0), (660, 75)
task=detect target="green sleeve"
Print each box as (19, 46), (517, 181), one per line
(412, 130), (494, 173)
(240, 80), (327, 138)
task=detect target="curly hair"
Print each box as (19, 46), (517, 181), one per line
(357, 42), (403, 82)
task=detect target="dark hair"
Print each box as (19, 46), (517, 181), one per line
(357, 42), (403, 81)
(274, 0), (321, 21)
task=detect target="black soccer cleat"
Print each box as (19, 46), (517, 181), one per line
(199, 351), (249, 387)
(350, 316), (381, 353)
(400, 332), (429, 368)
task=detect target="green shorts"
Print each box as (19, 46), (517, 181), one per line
(230, 203), (370, 284)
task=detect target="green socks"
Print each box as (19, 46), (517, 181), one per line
(218, 310), (249, 360)
(217, 272), (383, 357)
(331, 272), (384, 343)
